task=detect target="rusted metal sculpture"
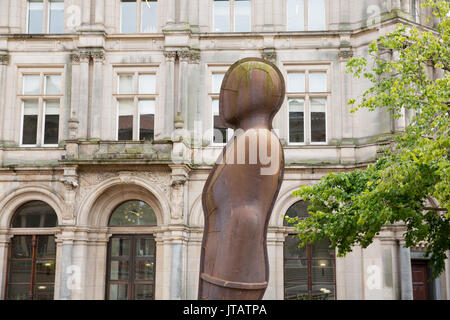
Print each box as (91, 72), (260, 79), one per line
(198, 58), (285, 300)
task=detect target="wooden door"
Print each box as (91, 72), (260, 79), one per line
(412, 260), (428, 300)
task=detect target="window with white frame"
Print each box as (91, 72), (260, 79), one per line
(213, 0), (251, 32)
(286, 0), (326, 31)
(286, 67), (329, 144)
(115, 72), (157, 141)
(121, 0), (158, 33)
(27, 0), (64, 34)
(20, 72), (63, 146)
(210, 72), (233, 145)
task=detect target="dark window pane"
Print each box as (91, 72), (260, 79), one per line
(284, 259), (308, 283)
(135, 260), (154, 280)
(111, 238), (130, 257)
(284, 201), (310, 226)
(312, 260), (335, 283)
(109, 284), (128, 300)
(214, 116), (227, 144)
(311, 284), (335, 300)
(10, 236), (32, 259)
(11, 201), (58, 228)
(289, 112), (304, 143)
(135, 284), (153, 300)
(22, 115), (38, 145)
(9, 260), (32, 283)
(139, 114), (154, 141)
(284, 283), (308, 300)
(35, 259), (56, 283)
(44, 114), (59, 144)
(7, 284), (30, 300)
(311, 112), (326, 142)
(109, 201), (157, 226)
(311, 239), (334, 259)
(118, 115), (133, 140)
(110, 261), (129, 281)
(136, 238), (155, 257)
(284, 235), (306, 258)
(34, 284), (54, 300)
(37, 236), (56, 258)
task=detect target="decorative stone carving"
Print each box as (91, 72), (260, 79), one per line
(338, 49), (354, 59)
(163, 50), (177, 61)
(91, 50), (105, 62)
(262, 49), (277, 63)
(0, 54), (10, 65)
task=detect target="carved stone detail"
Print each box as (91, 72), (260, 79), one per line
(0, 54), (10, 65)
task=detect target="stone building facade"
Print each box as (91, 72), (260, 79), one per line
(0, 0), (448, 300)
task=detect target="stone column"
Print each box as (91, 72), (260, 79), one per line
(339, 38), (354, 145)
(94, 0), (105, 26)
(71, 230), (89, 300)
(0, 234), (12, 300)
(57, 229), (75, 300)
(399, 242), (413, 300)
(0, 0), (9, 33)
(82, 0), (91, 26)
(263, 0), (273, 31)
(445, 251), (450, 300)
(187, 51), (200, 132)
(392, 0), (401, 10)
(90, 50), (104, 139)
(0, 53), (9, 144)
(78, 51), (90, 139)
(162, 51), (176, 140)
(272, 0), (282, 31)
(179, 0), (189, 25)
(167, 0), (176, 25)
(178, 51), (190, 125)
(189, 0), (199, 30)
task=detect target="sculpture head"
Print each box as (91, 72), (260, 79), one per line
(219, 58), (285, 130)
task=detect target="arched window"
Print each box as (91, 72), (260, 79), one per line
(106, 200), (157, 300)
(109, 200), (157, 226)
(284, 201), (336, 300)
(6, 201), (57, 300)
(10, 200), (58, 228)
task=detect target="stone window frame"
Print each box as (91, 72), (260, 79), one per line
(211, 0), (253, 32)
(26, 0), (65, 34)
(285, 0), (328, 32)
(17, 66), (65, 148)
(282, 63), (331, 146)
(119, 0), (159, 34)
(207, 64), (234, 146)
(113, 66), (160, 142)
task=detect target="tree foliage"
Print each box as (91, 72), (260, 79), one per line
(286, 0), (449, 277)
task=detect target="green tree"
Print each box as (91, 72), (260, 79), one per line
(286, 0), (449, 277)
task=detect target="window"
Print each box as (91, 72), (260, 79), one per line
(106, 201), (157, 300)
(27, 0), (64, 34)
(115, 72), (156, 141)
(213, 0), (251, 32)
(109, 200), (157, 226)
(284, 201), (335, 300)
(286, 68), (328, 144)
(121, 0), (158, 33)
(20, 73), (62, 146)
(287, 0), (326, 31)
(210, 72), (233, 145)
(5, 201), (58, 300)
(411, 0), (420, 22)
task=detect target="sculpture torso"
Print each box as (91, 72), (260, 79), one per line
(198, 58), (285, 300)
